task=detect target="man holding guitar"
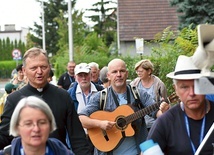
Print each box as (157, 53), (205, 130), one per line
(79, 58), (169, 155)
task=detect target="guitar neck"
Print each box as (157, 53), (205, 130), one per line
(125, 103), (159, 124)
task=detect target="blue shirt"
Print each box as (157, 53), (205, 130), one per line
(79, 86), (155, 155)
(206, 95), (214, 102)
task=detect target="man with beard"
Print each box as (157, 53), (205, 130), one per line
(67, 63), (103, 154)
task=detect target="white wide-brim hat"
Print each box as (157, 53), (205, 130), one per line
(167, 55), (202, 80)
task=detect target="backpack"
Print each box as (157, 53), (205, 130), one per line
(99, 85), (143, 110)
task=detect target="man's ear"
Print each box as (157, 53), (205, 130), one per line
(107, 72), (110, 80)
(126, 70), (129, 78)
(173, 84), (179, 96)
(173, 84), (177, 91)
(22, 67), (26, 76)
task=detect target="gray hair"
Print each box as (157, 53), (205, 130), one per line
(88, 62), (99, 69)
(173, 79), (177, 85)
(23, 47), (49, 67)
(99, 66), (108, 83)
(10, 96), (56, 136)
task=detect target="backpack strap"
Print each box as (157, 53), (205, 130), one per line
(129, 85), (140, 100)
(3, 145), (11, 155)
(99, 86), (143, 110)
(99, 88), (108, 110)
(128, 84), (144, 109)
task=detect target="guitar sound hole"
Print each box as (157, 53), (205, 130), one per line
(116, 117), (127, 129)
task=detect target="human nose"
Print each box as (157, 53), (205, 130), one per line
(189, 86), (195, 96)
(116, 71), (121, 76)
(36, 67), (42, 73)
(32, 123), (41, 129)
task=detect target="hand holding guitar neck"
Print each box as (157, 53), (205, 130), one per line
(158, 88), (170, 113)
(159, 102), (170, 113)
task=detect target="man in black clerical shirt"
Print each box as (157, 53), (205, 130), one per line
(0, 47), (90, 155)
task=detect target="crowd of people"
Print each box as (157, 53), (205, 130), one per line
(0, 46), (213, 155)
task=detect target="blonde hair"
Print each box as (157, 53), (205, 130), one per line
(135, 59), (154, 72)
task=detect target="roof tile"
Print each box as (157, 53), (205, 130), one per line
(118, 0), (179, 41)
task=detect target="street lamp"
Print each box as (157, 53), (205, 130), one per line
(42, 1), (46, 51)
(68, 0), (73, 61)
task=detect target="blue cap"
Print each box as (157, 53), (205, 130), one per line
(139, 139), (158, 152)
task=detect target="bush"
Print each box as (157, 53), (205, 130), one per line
(0, 61), (21, 79)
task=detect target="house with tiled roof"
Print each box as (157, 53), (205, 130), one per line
(117, 0), (179, 56)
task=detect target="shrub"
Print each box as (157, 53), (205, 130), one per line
(0, 61), (21, 79)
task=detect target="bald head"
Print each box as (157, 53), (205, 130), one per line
(108, 59), (126, 72)
(107, 59), (128, 92)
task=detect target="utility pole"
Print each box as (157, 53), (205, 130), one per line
(116, 1), (121, 56)
(42, 1), (46, 51)
(68, 0), (73, 61)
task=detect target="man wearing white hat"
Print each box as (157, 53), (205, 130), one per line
(67, 63), (104, 154)
(147, 55), (214, 155)
(68, 63), (104, 113)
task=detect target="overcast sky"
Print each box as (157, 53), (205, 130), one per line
(0, 0), (106, 30)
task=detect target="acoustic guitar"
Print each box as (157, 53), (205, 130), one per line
(88, 92), (179, 152)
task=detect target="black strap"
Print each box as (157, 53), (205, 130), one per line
(128, 84), (144, 109)
(110, 86), (130, 107)
(100, 91), (107, 110)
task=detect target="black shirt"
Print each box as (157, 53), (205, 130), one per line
(57, 72), (75, 90)
(0, 83), (90, 155)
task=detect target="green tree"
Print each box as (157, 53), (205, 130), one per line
(32, 0), (76, 55)
(0, 38), (26, 61)
(26, 33), (38, 49)
(170, 0), (214, 29)
(147, 25), (198, 94)
(52, 8), (89, 78)
(87, 0), (117, 46)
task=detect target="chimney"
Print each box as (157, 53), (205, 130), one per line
(5, 24), (16, 31)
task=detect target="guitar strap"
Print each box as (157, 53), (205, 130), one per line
(110, 86), (131, 107)
(100, 88), (108, 110)
(100, 85), (143, 110)
(128, 84), (144, 109)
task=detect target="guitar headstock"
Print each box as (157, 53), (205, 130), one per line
(167, 92), (180, 104)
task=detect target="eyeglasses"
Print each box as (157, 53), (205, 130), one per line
(19, 120), (49, 129)
(136, 70), (144, 74)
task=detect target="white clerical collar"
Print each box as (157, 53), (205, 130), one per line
(37, 88), (43, 92)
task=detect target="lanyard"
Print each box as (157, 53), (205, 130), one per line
(184, 113), (205, 154)
(180, 102), (206, 154)
(82, 91), (91, 105)
(68, 75), (74, 83)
